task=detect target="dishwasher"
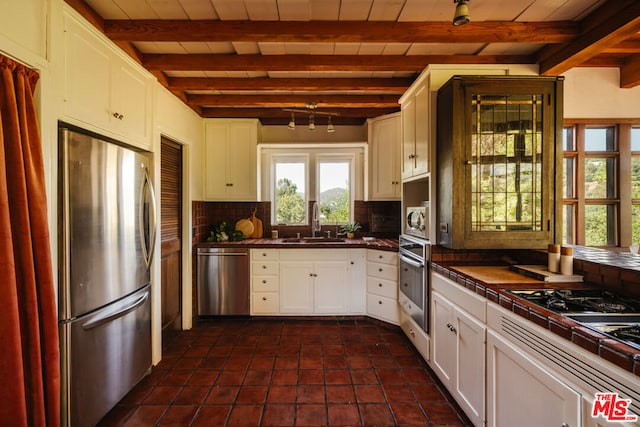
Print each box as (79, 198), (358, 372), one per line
(196, 247), (250, 316)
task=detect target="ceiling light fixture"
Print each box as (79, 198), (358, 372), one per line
(283, 102), (339, 133)
(327, 116), (335, 133)
(452, 0), (470, 26)
(288, 112), (295, 130)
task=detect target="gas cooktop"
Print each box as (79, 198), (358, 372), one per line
(507, 289), (640, 314)
(507, 289), (640, 350)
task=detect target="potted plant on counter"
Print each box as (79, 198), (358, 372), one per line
(341, 222), (362, 239)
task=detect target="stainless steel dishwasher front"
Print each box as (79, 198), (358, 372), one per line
(197, 247), (250, 316)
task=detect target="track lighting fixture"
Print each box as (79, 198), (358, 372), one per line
(453, 0), (470, 26)
(327, 116), (335, 133)
(283, 102), (339, 133)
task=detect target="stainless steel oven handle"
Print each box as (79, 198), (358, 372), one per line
(399, 254), (424, 269)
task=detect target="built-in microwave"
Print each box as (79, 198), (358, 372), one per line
(406, 206), (429, 239)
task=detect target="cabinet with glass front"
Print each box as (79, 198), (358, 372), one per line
(436, 76), (564, 249)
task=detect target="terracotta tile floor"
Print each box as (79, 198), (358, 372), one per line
(97, 317), (472, 426)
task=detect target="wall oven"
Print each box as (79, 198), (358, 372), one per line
(398, 234), (430, 333)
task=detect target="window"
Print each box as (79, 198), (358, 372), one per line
(317, 156), (352, 224)
(264, 146), (362, 226)
(562, 122), (640, 248)
(273, 156), (308, 225)
(632, 127), (640, 243)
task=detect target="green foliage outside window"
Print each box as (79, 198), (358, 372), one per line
(276, 178), (305, 224)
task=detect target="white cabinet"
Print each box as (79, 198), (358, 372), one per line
(486, 329), (581, 427)
(368, 113), (401, 200)
(399, 311), (430, 362)
(203, 120), (258, 201)
(250, 249), (280, 314)
(349, 249), (366, 314)
(366, 249), (399, 324)
(399, 71), (430, 181)
(280, 261), (315, 313)
(279, 249), (351, 315)
(63, 10), (153, 149)
(431, 272), (486, 427)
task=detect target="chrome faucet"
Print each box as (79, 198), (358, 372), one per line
(312, 202), (321, 237)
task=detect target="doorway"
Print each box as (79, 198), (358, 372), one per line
(160, 137), (183, 340)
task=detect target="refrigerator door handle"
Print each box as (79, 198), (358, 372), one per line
(82, 292), (149, 330)
(140, 167), (157, 269)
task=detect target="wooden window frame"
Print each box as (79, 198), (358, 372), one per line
(563, 119), (640, 248)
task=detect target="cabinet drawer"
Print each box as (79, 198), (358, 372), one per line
(252, 293), (279, 314)
(367, 262), (397, 281)
(366, 276), (397, 299)
(367, 250), (398, 266)
(252, 261), (278, 275)
(367, 293), (399, 324)
(400, 311), (429, 361)
(252, 276), (279, 292)
(251, 249), (279, 261)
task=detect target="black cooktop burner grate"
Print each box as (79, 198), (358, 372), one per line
(508, 289), (640, 314)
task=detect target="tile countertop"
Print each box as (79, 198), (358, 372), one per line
(431, 262), (640, 377)
(196, 237), (399, 252)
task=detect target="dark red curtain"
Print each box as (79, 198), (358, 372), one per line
(0, 55), (60, 426)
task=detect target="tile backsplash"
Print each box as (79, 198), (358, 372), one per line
(192, 200), (401, 243)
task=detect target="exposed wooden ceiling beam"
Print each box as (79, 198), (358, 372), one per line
(538, 0), (640, 76)
(603, 40), (640, 54)
(144, 54), (533, 72)
(620, 54), (640, 88)
(187, 94), (399, 107)
(199, 107), (397, 119)
(104, 20), (577, 44)
(168, 77), (413, 92)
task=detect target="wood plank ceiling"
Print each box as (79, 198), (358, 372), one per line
(66, 0), (640, 126)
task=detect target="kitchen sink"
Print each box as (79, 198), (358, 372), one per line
(281, 237), (346, 243)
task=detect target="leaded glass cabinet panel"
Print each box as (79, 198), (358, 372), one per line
(436, 76), (563, 249)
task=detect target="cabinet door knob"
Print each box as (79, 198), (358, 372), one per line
(378, 300), (383, 304)
(408, 154), (415, 159)
(262, 265), (267, 269)
(378, 255), (383, 259)
(262, 297), (267, 301)
(379, 268), (383, 272)
(378, 283), (383, 287)
(350, 261), (354, 265)
(262, 280), (267, 284)
(465, 160), (473, 165)
(262, 253), (267, 256)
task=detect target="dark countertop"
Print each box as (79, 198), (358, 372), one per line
(431, 262), (640, 377)
(195, 237), (399, 252)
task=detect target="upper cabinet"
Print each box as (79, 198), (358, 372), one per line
(400, 72), (430, 181)
(62, 10), (154, 150)
(436, 76), (564, 249)
(203, 119), (259, 201)
(368, 113), (401, 200)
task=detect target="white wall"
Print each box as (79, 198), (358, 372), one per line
(563, 68), (640, 118)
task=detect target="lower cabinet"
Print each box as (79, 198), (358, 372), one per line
(250, 249), (280, 314)
(279, 260), (350, 314)
(366, 249), (399, 324)
(431, 273), (486, 427)
(486, 329), (581, 427)
(249, 248), (397, 317)
(399, 311), (429, 361)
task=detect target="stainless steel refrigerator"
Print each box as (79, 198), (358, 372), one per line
(58, 127), (156, 427)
